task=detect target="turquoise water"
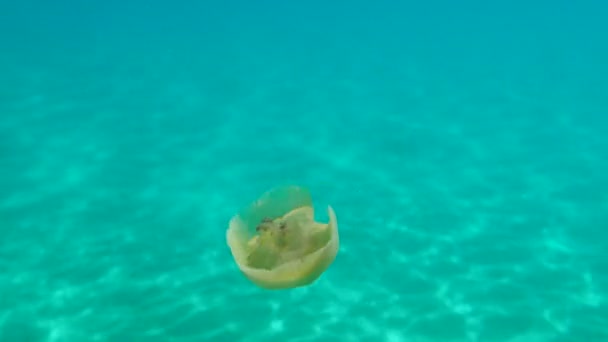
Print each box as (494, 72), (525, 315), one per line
(1, 1), (607, 341)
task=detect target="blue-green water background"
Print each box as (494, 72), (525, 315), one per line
(1, 1), (607, 341)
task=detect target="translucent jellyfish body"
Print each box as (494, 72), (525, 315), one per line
(226, 186), (339, 289)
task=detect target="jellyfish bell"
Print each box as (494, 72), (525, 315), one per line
(226, 186), (339, 290)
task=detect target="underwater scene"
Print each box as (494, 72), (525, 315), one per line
(1, 0), (607, 341)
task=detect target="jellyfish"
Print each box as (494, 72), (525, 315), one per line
(226, 186), (339, 290)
